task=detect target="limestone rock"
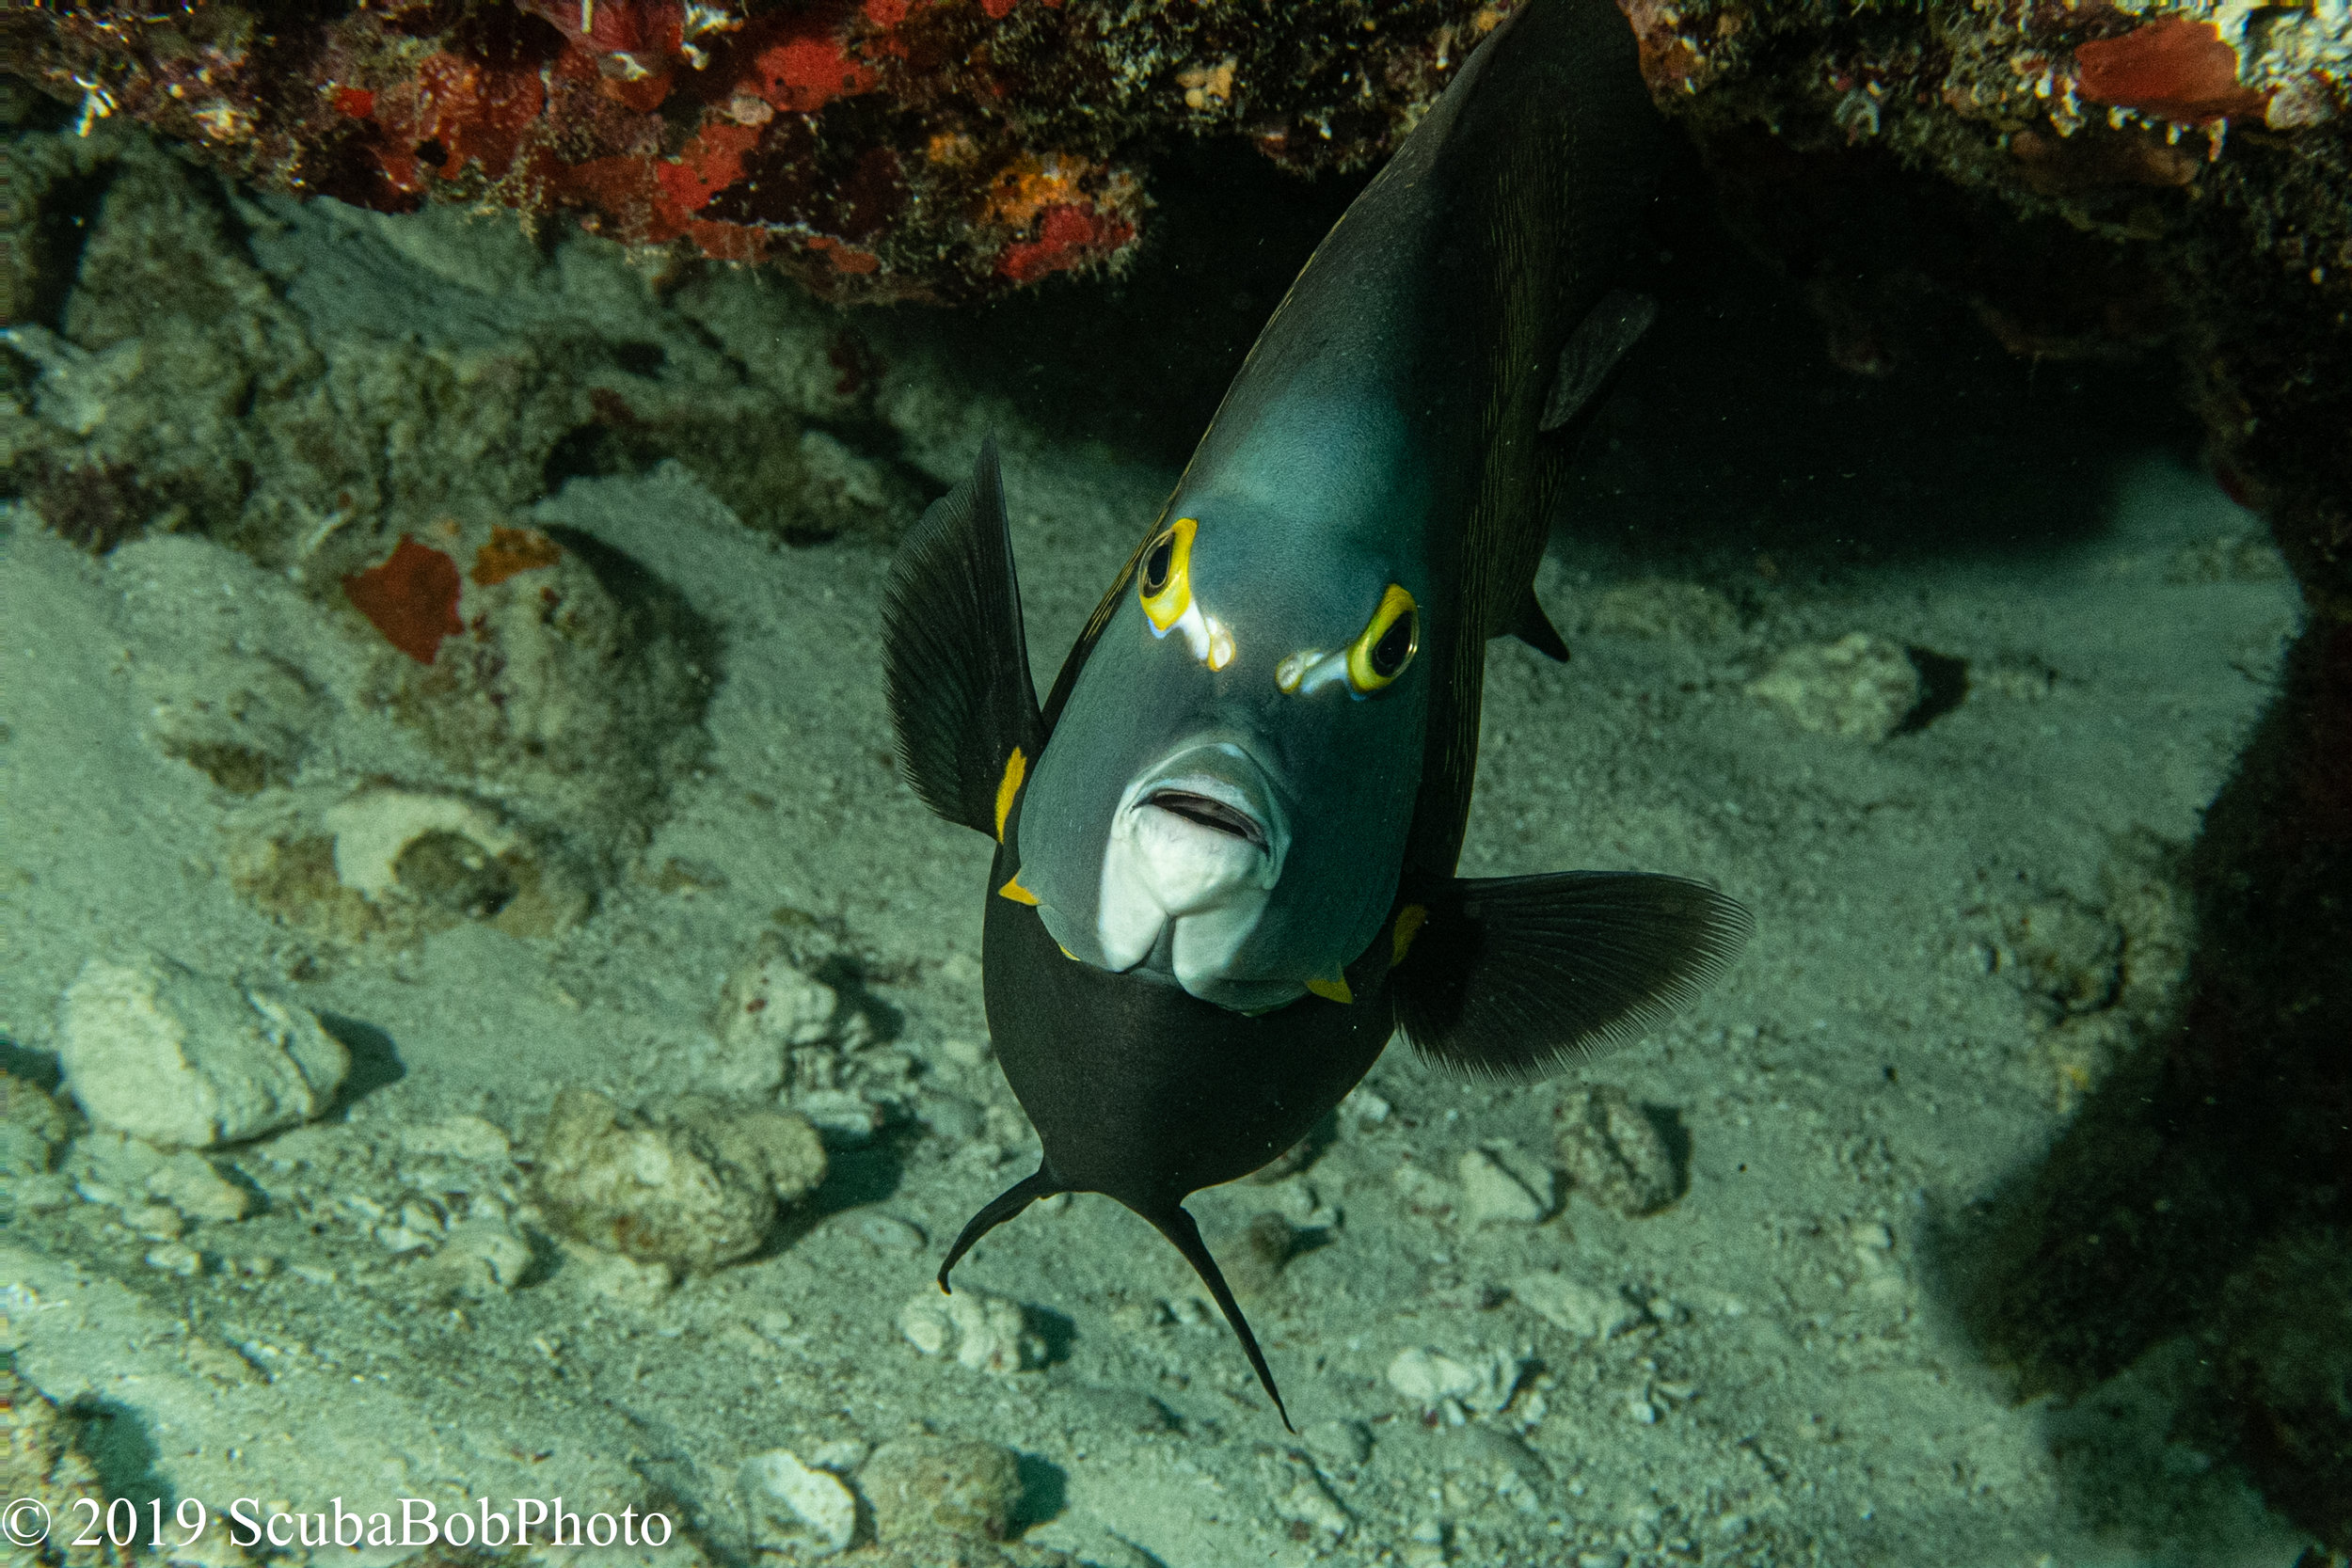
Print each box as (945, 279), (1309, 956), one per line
(56, 953), (348, 1148)
(1512, 1273), (1646, 1340)
(0, 1070), (72, 1180)
(898, 1287), (1043, 1375)
(532, 1088), (827, 1272)
(743, 1448), (858, 1557)
(1555, 1085), (1679, 1217)
(860, 1437), (1022, 1543)
(1745, 633), (1921, 742)
(1457, 1147), (1555, 1226)
(1384, 1346), (1525, 1416)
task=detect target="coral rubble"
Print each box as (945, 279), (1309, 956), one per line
(8, 0), (1502, 304)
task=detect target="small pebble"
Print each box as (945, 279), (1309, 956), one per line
(145, 1242), (204, 1276)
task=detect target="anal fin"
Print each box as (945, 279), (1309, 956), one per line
(882, 437), (1045, 837)
(1391, 871), (1750, 1079)
(937, 1164), (1060, 1291)
(1540, 290), (1658, 433)
(1505, 587), (1571, 662)
(1145, 1203), (1294, 1433)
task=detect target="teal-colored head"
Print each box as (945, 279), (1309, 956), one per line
(1016, 394), (1437, 1011)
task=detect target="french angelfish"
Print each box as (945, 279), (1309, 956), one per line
(882, 0), (1748, 1430)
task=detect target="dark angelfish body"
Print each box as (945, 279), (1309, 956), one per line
(882, 0), (1748, 1430)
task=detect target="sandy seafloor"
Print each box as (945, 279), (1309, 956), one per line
(0, 165), (2321, 1568)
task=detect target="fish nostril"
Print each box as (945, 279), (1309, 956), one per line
(1145, 790), (1266, 849)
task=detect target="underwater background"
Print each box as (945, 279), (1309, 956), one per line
(4, 4), (2349, 1566)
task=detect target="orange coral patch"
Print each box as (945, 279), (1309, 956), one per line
(370, 51), (548, 195)
(345, 536), (465, 664)
(982, 153), (1089, 229)
(470, 526), (564, 586)
(2074, 19), (2270, 123)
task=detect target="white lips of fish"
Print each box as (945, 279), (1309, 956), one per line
(1096, 743), (1290, 998)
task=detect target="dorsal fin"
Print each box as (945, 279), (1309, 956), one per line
(882, 438), (1045, 837)
(1540, 290), (1657, 432)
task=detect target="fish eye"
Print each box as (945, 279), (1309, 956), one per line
(1139, 516), (1198, 633)
(1141, 533), (1176, 596)
(1345, 584), (1420, 694)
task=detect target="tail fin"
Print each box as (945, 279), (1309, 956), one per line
(1144, 1203), (1295, 1433)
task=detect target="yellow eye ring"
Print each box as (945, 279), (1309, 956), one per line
(1345, 583), (1420, 693)
(1139, 516), (1197, 633)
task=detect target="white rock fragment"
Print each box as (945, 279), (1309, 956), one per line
(898, 1286), (1042, 1374)
(805, 1438), (869, 1474)
(1512, 1273), (1646, 1340)
(57, 954), (349, 1148)
(555, 1237), (675, 1307)
(1850, 1218), (1910, 1302)
(1457, 1148), (1553, 1226)
(322, 787), (518, 898)
(741, 1449), (857, 1557)
(1385, 1346), (1525, 1416)
(794, 1088), (884, 1146)
(720, 941), (843, 1052)
(1744, 632), (1921, 743)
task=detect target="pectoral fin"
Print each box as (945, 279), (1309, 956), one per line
(1391, 872), (1750, 1079)
(1539, 290), (1657, 433)
(882, 437), (1045, 837)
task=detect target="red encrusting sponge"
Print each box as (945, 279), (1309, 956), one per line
(343, 535), (465, 664)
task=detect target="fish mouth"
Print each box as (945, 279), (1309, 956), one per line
(1142, 788), (1268, 850)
